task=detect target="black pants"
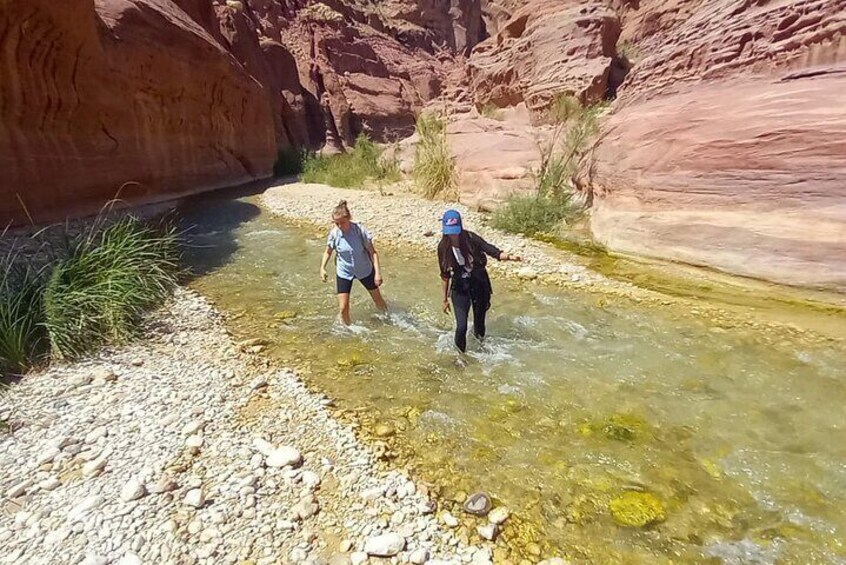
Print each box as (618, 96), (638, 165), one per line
(451, 277), (491, 353)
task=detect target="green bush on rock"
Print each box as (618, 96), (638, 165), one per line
(609, 491), (666, 528)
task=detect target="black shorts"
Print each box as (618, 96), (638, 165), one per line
(336, 269), (378, 294)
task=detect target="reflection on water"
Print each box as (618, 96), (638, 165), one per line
(181, 194), (846, 564)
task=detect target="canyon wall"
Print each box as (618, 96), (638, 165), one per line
(0, 0), (277, 226)
(583, 0), (846, 290)
(0, 0), (485, 226)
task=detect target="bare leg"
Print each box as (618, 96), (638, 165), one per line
(368, 288), (388, 312)
(337, 293), (352, 325)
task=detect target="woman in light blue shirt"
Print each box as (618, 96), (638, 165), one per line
(319, 200), (387, 325)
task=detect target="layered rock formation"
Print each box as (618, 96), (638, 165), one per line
(0, 0), (277, 226)
(584, 0), (846, 290)
(0, 0), (486, 225)
(468, 0), (620, 122)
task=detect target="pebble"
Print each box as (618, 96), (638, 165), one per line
(117, 552), (142, 565)
(538, 559), (569, 565)
(364, 532), (405, 556)
(410, 548), (430, 564)
(68, 495), (104, 521)
(150, 476), (177, 494)
(5, 479), (32, 498)
(442, 512), (459, 528)
(184, 488), (205, 508)
(120, 479), (146, 502)
(267, 446), (303, 468)
(82, 453), (109, 477)
(69, 374), (93, 387)
(301, 470), (321, 490)
(350, 552), (368, 565)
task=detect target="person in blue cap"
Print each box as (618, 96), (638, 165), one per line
(437, 209), (521, 352)
(320, 200), (387, 325)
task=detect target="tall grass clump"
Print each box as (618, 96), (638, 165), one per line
(42, 217), (180, 360)
(413, 113), (457, 199)
(300, 134), (400, 188)
(0, 253), (47, 375)
(491, 94), (605, 236)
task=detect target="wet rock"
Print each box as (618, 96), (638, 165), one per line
(477, 523), (498, 541)
(609, 491), (666, 527)
(374, 422), (396, 438)
(364, 532), (405, 556)
(274, 310), (298, 321)
(488, 506), (510, 525)
(463, 492), (492, 516)
(538, 559), (570, 565)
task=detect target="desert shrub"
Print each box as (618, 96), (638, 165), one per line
(42, 217), (180, 360)
(490, 194), (578, 237)
(412, 113), (457, 199)
(300, 135), (399, 188)
(493, 95), (605, 236)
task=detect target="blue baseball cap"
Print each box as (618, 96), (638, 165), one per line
(442, 209), (463, 235)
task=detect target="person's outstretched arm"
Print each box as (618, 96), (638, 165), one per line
(474, 233), (522, 262)
(441, 276), (451, 313)
(320, 247), (333, 282)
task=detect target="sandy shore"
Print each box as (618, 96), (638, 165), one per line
(0, 290), (521, 565)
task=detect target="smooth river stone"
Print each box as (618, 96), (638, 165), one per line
(463, 492), (492, 516)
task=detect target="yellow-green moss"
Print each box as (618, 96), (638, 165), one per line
(609, 491), (666, 527)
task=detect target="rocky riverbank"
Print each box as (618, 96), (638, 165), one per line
(261, 183), (613, 291)
(0, 290), (524, 565)
(260, 182), (846, 345)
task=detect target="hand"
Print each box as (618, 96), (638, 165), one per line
(320, 268), (328, 283)
(374, 274), (383, 287)
(504, 253), (522, 262)
(442, 299), (451, 314)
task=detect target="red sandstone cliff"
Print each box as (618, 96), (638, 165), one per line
(583, 0), (846, 290)
(0, 0), (484, 225)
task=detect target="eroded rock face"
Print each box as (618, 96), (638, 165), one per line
(468, 0), (620, 122)
(584, 0), (846, 289)
(0, 0), (277, 225)
(1, 0), (486, 226)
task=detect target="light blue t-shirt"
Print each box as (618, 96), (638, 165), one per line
(327, 223), (374, 280)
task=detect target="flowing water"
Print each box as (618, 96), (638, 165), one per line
(181, 193), (846, 564)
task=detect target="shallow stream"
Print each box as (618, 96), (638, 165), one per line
(181, 192), (846, 564)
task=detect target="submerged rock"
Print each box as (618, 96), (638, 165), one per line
(463, 491), (492, 516)
(609, 491), (666, 527)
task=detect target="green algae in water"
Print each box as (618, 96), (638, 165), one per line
(610, 491), (667, 527)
